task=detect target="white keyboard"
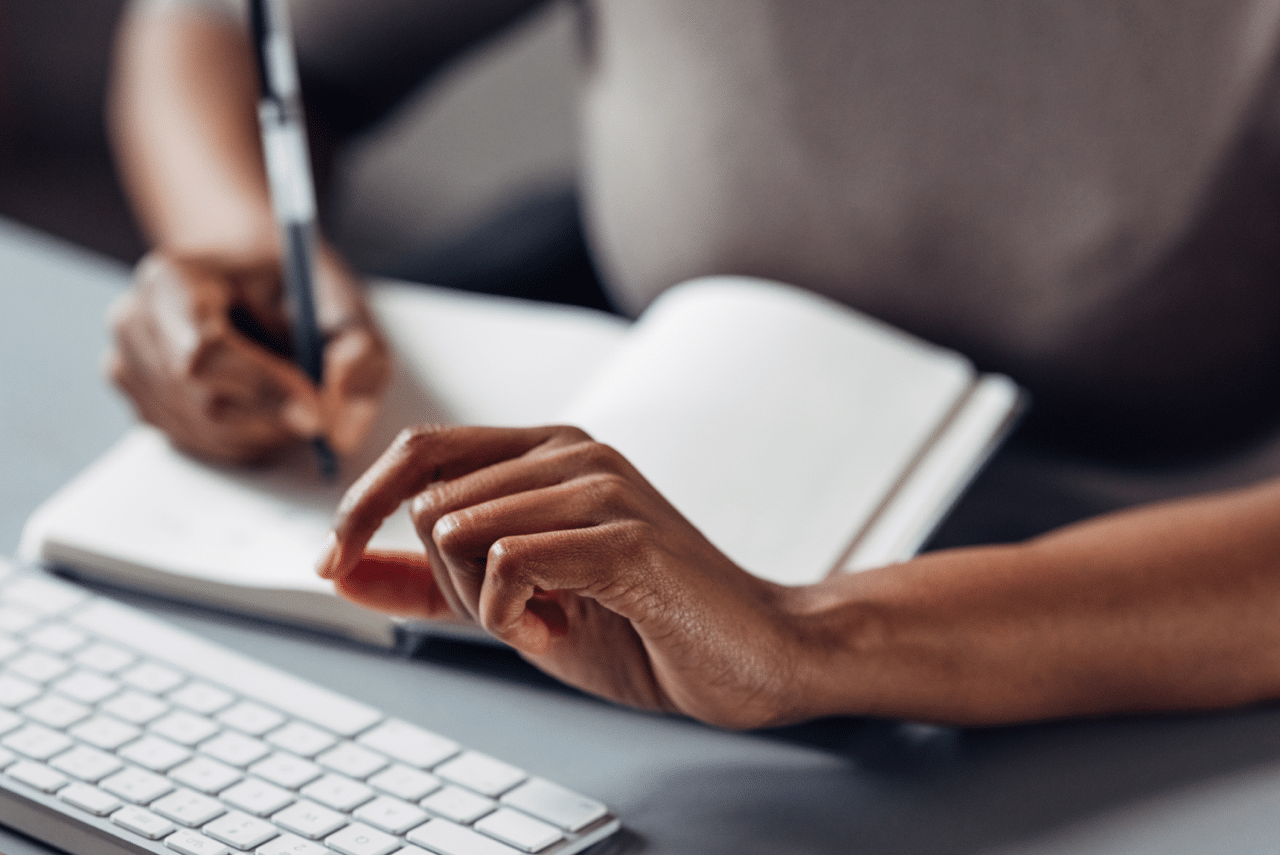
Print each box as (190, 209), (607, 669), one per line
(0, 561), (620, 855)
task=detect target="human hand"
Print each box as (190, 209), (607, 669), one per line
(108, 248), (390, 465)
(318, 424), (814, 729)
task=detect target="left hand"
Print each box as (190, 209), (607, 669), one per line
(318, 424), (814, 729)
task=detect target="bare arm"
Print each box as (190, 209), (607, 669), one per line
(317, 424), (1280, 728)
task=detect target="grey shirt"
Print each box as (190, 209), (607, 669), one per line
(143, 0), (1280, 455)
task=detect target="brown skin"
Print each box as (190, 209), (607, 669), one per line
(106, 4), (389, 464)
(110, 4), (1280, 729)
(320, 424), (1280, 730)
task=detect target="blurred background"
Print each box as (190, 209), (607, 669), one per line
(0, 0), (580, 273)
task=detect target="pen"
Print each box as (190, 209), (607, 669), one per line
(247, 0), (337, 480)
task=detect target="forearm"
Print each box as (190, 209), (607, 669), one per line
(108, 1), (276, 262)
(791, 477), (1280, 725)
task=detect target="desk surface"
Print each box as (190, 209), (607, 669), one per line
(5, 218), (1280, 855)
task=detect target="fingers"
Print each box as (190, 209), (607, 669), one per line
(332, 551), (460, 620)
(109, 250), (389, 466)
(318, 424), (579, 581)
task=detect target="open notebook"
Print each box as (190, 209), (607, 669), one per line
(20, 275), (1022, 648)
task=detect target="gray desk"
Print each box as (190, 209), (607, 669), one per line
(5, 217), (1280, 855)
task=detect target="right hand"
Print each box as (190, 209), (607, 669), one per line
(108, 249), (390, 465)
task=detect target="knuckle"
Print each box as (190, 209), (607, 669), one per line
(431, 511), (469, 553)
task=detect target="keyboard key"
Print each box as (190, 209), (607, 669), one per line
(218, 702), (285, 736)
(499, 779), (607, 832)
(324, 822), (401, 855)
(273, 799), (348, 839)
(69, 715), (141, 750)
(257, 832), (329, 855)
(3, 723), (73, 760)
(0, 606), (39, 634)
(27, 623), (88, 654)
(22, 693), (90, 729)
(420, 785), (497, 825)
(301, 773), (375, 812)
(6, 758), (69, 792)
(53, 669), (120, 704)
(119, 734), (191, 771)
(352, 795), (428, 835)
(203, 810), (279, 850)
(164, 828), (231, 855)
(266, 721), (336, 758)
(0, 635), (20, 661)
(112, 804), (177, 840)
(102, 689), (169, 724)
(219, 777), (294, 817)
(5, 576), (86, 615)
(151, 710), (221, 746)
(122, 662), (185, 695)
(0, 673), (40, 707)
(168, 682), (235, 715)
(100, 766), (174, 804)
(474, 808), (563, 853)
(406, 818), (521, 855)
(200, 730), (270, 767)
(358, 721), (457, 770)
(368, 765), (441, 802)
(151, 788), (227, 827)
(317, 742), (387, 779)
(59, 781), (123, 816)
(7, 650), (71, 683)
(434, 752), (526, 797)
(168, 756), (242, 794)
(250, 753), (323, 789)
(73, 642), (135, 674)
(0, 707), (23, 735)
(48, 745), (123, 782)
(0, 743), (18, 768)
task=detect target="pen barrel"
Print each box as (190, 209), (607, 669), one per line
(281, 220), (324, 384)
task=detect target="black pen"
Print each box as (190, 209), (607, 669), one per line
(247, 0), (337, 479)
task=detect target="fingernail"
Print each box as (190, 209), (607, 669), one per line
(316, 531), (340, 578)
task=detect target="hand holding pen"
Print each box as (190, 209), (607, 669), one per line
(107, 0), (389, 468)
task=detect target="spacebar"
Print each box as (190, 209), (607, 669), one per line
(70, 599), (383, 737)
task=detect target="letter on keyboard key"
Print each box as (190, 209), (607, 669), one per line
(48, 744), (122, 782)
(406, 818), (522, 855)
(351, 794), (427, 835)
(473, 808), (563, 853)
(367, 764), (440, 802)
(324, 821), (401, 855)
(219, 777), (295, 816)
(499, 779), (606, 832)
(357, 720), (457, 769)
(317, 742), (387, 779)
(152, 788), (227, 827)
(273, 799), (348, 839)
(59, 781), (123, 816)
(420, 785), (496, 825)
(69, 715), (140, 750)
(22, 694), (90, 729)
(300, 772), (375, 812)
(100, 766), (174, 804)
(3, 723), (72, 760)
(119, 734), (191, 771)
(204, 810), (279, 850)
(200, 730), (270, 768)
(264, 721), (335, 758)
(111, 804), (177, 840)
(165, 828), (231, 855)
(6, 759), (69, 792)
(249, 752), (323, 789)
(169, 756), (243, 794)
(257, 832), (330, 855)
(434, 752), (525, 797)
